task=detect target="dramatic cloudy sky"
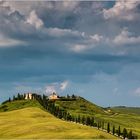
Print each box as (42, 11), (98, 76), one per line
(0, 0), (140, 107)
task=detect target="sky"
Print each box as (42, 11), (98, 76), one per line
(0, 0), (140, 107)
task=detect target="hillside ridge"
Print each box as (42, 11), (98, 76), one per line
(0, 93), (139, 139)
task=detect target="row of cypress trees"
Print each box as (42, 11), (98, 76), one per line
(4, 93), (138, 139)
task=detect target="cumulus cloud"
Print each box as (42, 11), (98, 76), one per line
(103, 0), (140, 20)
(60, 81), (69, 90)
(71, 44), (88, 53)
(0, 34), (26, 47)
(90, 34), (103, 43)
(45, 84), (56, 95)
(113, 28), (140, 46)
(134, 87), (140, 97)
(45, 81), (69, 95)
(26, 10), (44, 29)
(46, 27), (84, 38)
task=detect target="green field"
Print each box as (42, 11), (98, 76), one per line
(56, 97), (140, 138)
(0, 97), (139, 139)
(0, 104), (117, 139)
(0, 100), (43, 112)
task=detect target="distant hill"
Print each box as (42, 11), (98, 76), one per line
(0, 101), (116, 139)
(110, 106), (140, 115)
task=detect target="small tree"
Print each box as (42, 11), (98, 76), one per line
(86, 116), (91, 126)
(77, 115), (81, 123)
(97, 121), (100, 129)
(107, 122), (110, 133)
(27, 94), (29, 99)
(17, 93), (20, 100)
(82, 116), (85, 124)
(102, 121), (104, 129)
(91, 117), (94, 126)
(67, 94), (70, 99)
(123, 128), (127, 139)
(13, 95), (15, 101)
(72, 94), (76, 99)
(118, 126), (121, 136)
(8, 97), (11, 102)
(113, 125), (115, 135)
(128, 130), (132, 139)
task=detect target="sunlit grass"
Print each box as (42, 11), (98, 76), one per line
(0, 107), (117, 139)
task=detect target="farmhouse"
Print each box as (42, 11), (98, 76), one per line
(49, 92), (59, 100)
(25, 93), (33, 100)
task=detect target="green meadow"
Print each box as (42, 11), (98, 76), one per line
(56, 97), (140, 138)
(0, 104), (117, 139)
(0, 97), (139, 139)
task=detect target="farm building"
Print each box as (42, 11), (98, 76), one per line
(25, 93), (33, 100)
(49, 92), (59, 100)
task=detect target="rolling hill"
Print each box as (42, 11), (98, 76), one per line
(0, 95), (140, 139)
(55, 97), (140, 138)
(110, 106), (140, 115)
(0, 100), (117, 139)
(55, 97), (107, 116)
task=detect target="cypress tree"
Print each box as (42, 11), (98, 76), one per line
(118, 126), (121, 136)
(86, 116), (91, 126)
(23, 94), (26, 99)
(128, 130), (132, 139)
(67, 94), (70, 99)
(91, 117), (94, 126)
(113, 125), (115, 135)
(77, 115), (81, 123)
(97, 121), (100, 129)
(102, 121), (104, 129)
(8, 97), (11, 102)
(27, 94), (29, 99)
(123, 128), (127, 139)
(13, 95), (15, 101)
(107, 122), (110, 133)
(17, 93), (20, 100)
(82, 116), (85, 125)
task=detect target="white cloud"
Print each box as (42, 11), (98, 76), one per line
(90, 34), (103, 43)
(60, 81), (69, 90)
(46, 27), (85, 38)
(71, 44), (88, 53)
(113, 28), (140, 46)
(26, 10), (44, 29)
(61, 1), (79, 11)
(0, 34), (26, 47)
(103, 0), (140, 20)
(45, 81), (69, 95)
(45, 85), (56, 95)
(134, 87), (140, 97)
(113, 88), (119, 95)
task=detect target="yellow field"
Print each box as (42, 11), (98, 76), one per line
(0, 107), (117, 139)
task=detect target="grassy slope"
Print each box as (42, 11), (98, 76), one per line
(0, 100), (43, 112)
(56, 98), (140, 138)
(0, 106), (117, 139)
(55, 97), (107, 116)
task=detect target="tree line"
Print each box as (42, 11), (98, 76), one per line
(2, 93), (138, 139)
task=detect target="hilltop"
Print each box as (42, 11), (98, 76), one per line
(55, 96), (108, 115)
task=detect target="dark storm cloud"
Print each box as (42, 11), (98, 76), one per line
(0, 1), (140, 106)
